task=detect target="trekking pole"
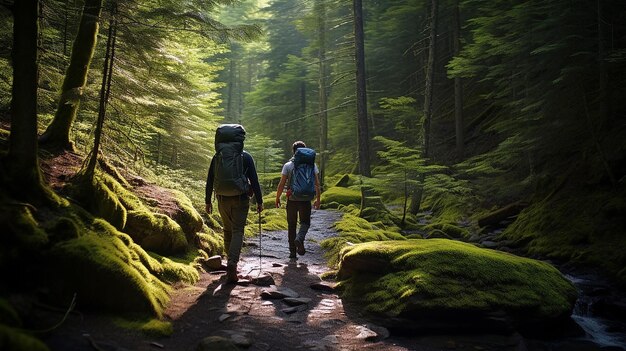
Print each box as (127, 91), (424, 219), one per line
(258, 209), (262, 275)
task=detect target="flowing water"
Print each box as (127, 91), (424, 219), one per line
(568, 274), (626, 349)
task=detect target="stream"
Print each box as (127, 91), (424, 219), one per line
(568, 273), (626, 349)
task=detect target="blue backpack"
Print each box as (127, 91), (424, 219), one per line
(289, 148), (316, 201)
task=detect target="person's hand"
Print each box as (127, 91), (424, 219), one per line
(257, 204), (263, 213)
(313, 199), (321, 210)
(275, 198), (281, 208)
(205, 203), (212, 214)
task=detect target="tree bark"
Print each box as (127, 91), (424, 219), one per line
(86, 3), (116, 180)
(5, 0), (46, 200)
(226, 56), (235, 122)
(353, 0), (371, 177)
(410, 0), (438, 215)
(40, 0), (103, 151)
(453, 0), (464, 159)
(316, 0), (328, 189)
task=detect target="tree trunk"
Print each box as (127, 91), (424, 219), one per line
(6, 0), (43, 200)
(226, 56), (235, 122)
(85, 3), (116, 180)
(316, 0), (328, 189)
(410, 0), (438, 215)
(40, 0), (103, 151)
(453, 0), (464, 159)
(353, 0), (371, 177)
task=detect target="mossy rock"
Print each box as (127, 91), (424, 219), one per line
(125, 211), (188, 255)
(500, 186), (626, 286)
(334, 174), (357, 188)
(169, 189), (203, 238)
(336, 239), (577, 331)
(45, 220), (172, 317)
(320, 187), (361, 209)
(424, 222), (470, 240)
(68, 174), (127, 231)
(321, 213), (405, 266)
(0, 325), (49, 351)
(359, 196), (402, 227)
(196, 225), (223, 255)
(259, 208), (288, 231)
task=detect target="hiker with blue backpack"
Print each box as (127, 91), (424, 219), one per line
(205, 124), (263, 283)
(275, 141), (321, 259)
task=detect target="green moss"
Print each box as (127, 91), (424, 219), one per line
(321, 212), (405, 266)
(114, 318), (173, 337)
(0, 201), (49, 274)
(46, 219), (172, 317)
(424, 222), (470, 240)
(169, 189), (203, 237)
(259, 208), (288, 231)
(196, 225), (223, 255)
(337, 239), (577, 322)
(320, 187), (361, 209)
(70, 174), (127, 230)
(500, 186), (626, 286)
(334, 174), (357, 187)
(125, 211), (188, 255)
(0, 325), (49, 351)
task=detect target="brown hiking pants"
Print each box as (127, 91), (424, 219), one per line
(217, 194), (250, 266)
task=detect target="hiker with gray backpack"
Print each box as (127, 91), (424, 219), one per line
(275, 141), (321, 259)
(205, 124), (263, 283)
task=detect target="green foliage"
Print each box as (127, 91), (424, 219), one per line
(320, 187), (361, 209)
(337, 239), (577, 321)
(500, 185), (626, 286)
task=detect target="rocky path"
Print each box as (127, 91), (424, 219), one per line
(44, 209), (532, 351)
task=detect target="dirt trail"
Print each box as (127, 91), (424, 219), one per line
(44, 209), (527, 351)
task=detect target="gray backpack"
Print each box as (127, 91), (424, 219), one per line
(213, 124), (249, 196)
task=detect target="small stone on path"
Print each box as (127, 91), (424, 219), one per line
(230, 334), (252, 347)
(218, 314), (230, 322)
(310, 282), (336, 293)
(283, 297), (311, 306)
(196, 336), (238, 351)
(251, 273), (275, 286)
(260, 285), (299, 299)
(355, 325), (377, 341)
(281, 305), (307, 314)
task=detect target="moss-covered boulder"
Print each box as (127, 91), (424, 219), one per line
(169, 189), (203, 236)
(336, 239), (577, 332)
(125, 211), (188, 255)
(45, 219), (197, 317)
(334, 174), (358, 188)
(500, 186), (626, 286)
(320, 187), (361, 209)
(321, 212), (405, 266)
(423, 222), (470, 240)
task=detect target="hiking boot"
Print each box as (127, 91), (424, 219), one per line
(226, 264), (238, 284)
(294, 239), (305, 256)
(289, 250), (297, 259)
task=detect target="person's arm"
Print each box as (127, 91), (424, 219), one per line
(244, 153), (263, 212)
(205, 157), (216, 213)
(275, 174), (288, 208)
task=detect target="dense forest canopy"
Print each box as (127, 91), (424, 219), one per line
(0, 0), (625, 349)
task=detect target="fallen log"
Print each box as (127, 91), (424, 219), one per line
(478, 201), (528, 228)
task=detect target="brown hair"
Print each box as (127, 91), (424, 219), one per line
(292, 141), (306, 154)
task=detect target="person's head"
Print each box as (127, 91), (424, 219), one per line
(292, 141), (306, 154)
